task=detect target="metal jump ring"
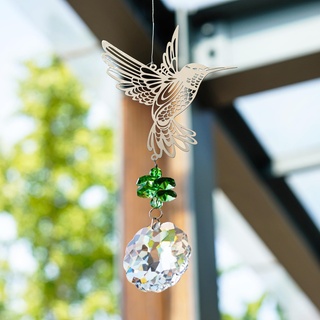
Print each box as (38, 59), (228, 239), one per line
(151, 154), (158, 162)
(148, 208), (163, 220)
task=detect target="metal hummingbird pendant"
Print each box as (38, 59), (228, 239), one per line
(102, 26), (233, 160)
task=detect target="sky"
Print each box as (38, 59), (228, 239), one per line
(0, 0), (51, 152)
(0, 0), (120, 152)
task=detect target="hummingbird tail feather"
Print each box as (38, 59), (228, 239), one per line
(147, 121), (198, 160)
(147, 123), (166, 160)
(172, 120), (197, 147)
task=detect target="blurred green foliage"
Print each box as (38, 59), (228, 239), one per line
(218, 265), (286, 320)
(222, 294), (266, 320)
(221, 287), (286, 320)
(0, 57), (118, 319)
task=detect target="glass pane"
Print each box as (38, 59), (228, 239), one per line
(161, 0), (235, 11)
(15, 0), (97, 55)
(0, 0), (120, 152)
(235, 78), (320, 160)
(0, 0), (52, 151)
(287, 168), (320, 231)
(214, 189), (320, 320)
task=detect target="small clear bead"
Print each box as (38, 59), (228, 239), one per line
(149, 166), (162, 178)
(150, 197), (163, 208)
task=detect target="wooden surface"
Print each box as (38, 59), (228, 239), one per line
(121, 97), (194, 320)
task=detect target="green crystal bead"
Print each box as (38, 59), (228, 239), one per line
(150, 166), (162, 178)
(136, 175), (156, 186)
(156, 190), (177, 202)
(154, 177), (176, 190)
(137, 185), (157, 198)
(136, 166), (178, 204)
(150, 197), (163, 208)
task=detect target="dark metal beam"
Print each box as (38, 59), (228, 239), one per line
(198, 51), (320, 108)
(123, 0), (175, 50)
(192, 106), (221, 320)
(190, 0), (316, 26)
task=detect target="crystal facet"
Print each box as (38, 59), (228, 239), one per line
(137, 185), (157, 198)
(153, 177), (176, 190)
(136, 175), (156, 186)
(157, 190), (177, 202)
(123, 222), (191, 292)
(150, 166), (162, 178)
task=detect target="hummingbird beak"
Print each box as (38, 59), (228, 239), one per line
(205, 66), (237, 74)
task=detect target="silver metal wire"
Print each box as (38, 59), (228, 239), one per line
(150, 0), (155, 64)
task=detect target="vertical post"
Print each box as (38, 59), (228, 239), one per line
(176, 9), (221, 320)
(122, 97), (167, 320)
(176, 10), (190, 67)
(121, 97), (194, 320)
(191, 107), (221, 320)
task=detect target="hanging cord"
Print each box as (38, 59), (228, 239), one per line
(150, 0), (155, 64)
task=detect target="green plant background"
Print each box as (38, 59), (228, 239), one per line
(0, 57), (118, 319)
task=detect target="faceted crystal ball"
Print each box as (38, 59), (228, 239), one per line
(123, 222), (191, 292)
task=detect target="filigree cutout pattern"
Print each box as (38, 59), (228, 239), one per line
(102, 26), (233, 160)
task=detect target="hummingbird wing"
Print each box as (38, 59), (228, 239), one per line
(102, 40), (163, 106)
(159, 26), (179, 76)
